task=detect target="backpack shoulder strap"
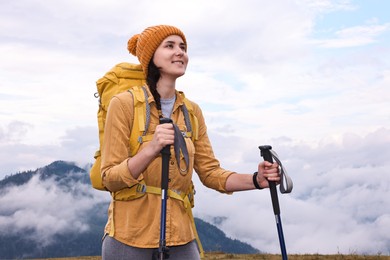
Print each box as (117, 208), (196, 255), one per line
(179, 91), (199, 141)
(128, 85), (154, 156)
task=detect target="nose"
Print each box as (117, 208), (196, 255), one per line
(175, 47), (184, 56)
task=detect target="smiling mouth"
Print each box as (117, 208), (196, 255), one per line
(172, 61), (184, 64)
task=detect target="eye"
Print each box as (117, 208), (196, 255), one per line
(180, 45), (186, 51)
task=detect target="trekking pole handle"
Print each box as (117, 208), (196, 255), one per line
(159, 118), (173, 191)
(159, 117), (173, 124)
(159, 117), (173, 157)
(259, 145), (281, 215)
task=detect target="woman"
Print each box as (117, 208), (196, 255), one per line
(101, 25), (281, 260)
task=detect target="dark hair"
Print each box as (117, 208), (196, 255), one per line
(146, 60), (161, 112)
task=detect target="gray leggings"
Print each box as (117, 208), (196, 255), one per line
(102, 235), (201, 260)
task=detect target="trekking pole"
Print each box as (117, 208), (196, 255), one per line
(156, 117), (173, 260)
(259, 145), (288, 260)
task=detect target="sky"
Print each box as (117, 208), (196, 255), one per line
(1, 0), (390, 255)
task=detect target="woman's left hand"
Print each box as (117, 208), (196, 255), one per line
(256, 161), (280, 189)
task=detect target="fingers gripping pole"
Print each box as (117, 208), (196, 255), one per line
(259, 145), (288, 260)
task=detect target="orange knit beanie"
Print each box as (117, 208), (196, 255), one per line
(127, 25), (187, 77)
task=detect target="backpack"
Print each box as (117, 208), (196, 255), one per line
(90, 62), (203, 257)
(90, 62), (144, 190)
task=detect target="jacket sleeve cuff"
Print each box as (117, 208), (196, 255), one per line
(102, 159), (140, 192)
(221, 171), (235, 194)
(118, 158), (140, 187)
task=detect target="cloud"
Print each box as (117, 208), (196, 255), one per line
(193, 128), (390, 254)
(316, 23), (390, 48)
(0, 173), (110, 246)
(0, 121), (33, 143)
(0, 124), (98, 177)
(2, 0), (388, 149)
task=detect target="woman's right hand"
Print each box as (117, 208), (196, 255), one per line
(126, 123), (175, 179)
(149, 123), (175, 155)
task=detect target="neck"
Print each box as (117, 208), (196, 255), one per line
(157, 76), (176, 99)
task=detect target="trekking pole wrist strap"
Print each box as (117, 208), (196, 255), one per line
(268, 149), (293, 194)
(253, 172), (263, 190)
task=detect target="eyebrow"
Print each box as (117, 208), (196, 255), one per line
(164, 40), (186, 46)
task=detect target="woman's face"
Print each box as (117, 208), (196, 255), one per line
(153, 35), (188, 79)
